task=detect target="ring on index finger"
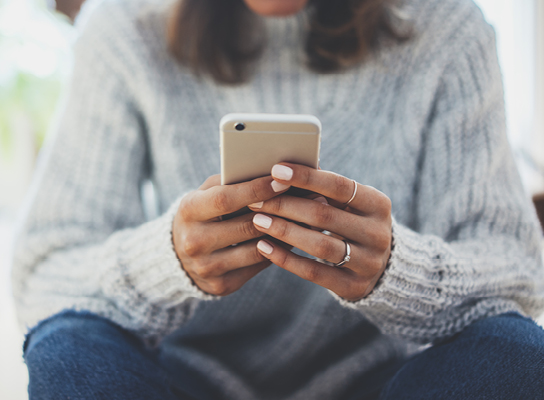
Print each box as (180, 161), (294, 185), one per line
(344, 180), (357, 206)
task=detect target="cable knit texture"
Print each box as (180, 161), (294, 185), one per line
(12, 0), (544, 398)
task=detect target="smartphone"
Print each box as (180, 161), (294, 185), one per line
(220, 113), (321, 185)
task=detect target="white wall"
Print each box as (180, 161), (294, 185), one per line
(534, 0), (544, 189)
(474, 0), (544, 194)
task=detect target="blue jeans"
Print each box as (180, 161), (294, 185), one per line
(24, 311), (544, 400)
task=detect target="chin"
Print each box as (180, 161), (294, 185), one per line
(244, 0), (309, 17)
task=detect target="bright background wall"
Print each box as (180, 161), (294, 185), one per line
(474, 0), (544, 195)
(1, 1), (74, 398)
(1, 0), (543, 398)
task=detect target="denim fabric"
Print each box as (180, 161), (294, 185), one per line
(383, 312), (544, 400)
(24, 311), (544, 400)
(23, 311), (218, 400)
(345, 312), (544, 400)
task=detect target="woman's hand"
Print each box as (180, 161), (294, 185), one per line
(172, 174), (290, 296)
(249, 163), (392, 301)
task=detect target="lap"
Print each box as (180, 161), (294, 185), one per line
(25, 311), (544, 400)
(24, 310), (214, 400)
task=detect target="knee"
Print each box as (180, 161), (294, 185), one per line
(25, 310), (131, 358)
(464, 312), (544, 367)
(449, 313), (544, 396)
(24, 310), (140, 382)
(382, 313), (544, 399)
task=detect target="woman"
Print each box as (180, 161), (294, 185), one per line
(13, 0), (544, 398)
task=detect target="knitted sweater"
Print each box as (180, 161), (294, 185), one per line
(12, 0), (544, 398)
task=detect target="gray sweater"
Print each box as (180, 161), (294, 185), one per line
(12, 0), (544, 398)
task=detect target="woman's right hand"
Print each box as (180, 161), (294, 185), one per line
(172, 174), (290, 296)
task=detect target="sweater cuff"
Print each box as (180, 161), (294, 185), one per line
(332, 218), (447, 316)
(102, 197), (217, 308)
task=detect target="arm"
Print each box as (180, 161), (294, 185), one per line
(352, 32), (544, 342)
(12, 3), (292, 345)
(248, 25), (544, 344)
(11, 5), (210, 345)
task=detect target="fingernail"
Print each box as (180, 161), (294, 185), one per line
(249, 201), (263, 209)
(272, 164), (293, 181)
(253, 214), (272, 229)
(313, 196), (328, 205)
(271, 181), (290, 192)
(257, 240), (274, 255)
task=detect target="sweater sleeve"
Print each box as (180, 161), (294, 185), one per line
(333, 23), (544, 343)
(11, 3), (213, 346)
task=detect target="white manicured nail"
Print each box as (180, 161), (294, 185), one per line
(253, 214), (272, 229)
(313, 196), (328, 205)
(271, 181), (290, 192)
(272, 164), (293, 181)
(249, 202), (263, 209)
(257, 240), (274, 255)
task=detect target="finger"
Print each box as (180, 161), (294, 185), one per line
(198, 176), (222, 222)
(256, 240), (370, 301)
(195, 261), (270, 297)
(199, 175), (221, 190)
(271, 163), (391, 216)
(249, 196), (390, 247)
(189, 239), (268, 279)
(184, 175), (290, 221)
(252, 212), (349, 265)
(181, 213), (267, 257)
(253, 212), (389, 282)
(253, 212), (386, 278)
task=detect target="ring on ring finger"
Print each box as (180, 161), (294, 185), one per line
(334, 240), (351, 268)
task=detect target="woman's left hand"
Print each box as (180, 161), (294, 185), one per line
(249, 163), (392, 301)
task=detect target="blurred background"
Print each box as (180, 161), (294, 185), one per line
(1, 0), (543, 398)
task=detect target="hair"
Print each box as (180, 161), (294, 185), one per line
(167, 0), (411, 85)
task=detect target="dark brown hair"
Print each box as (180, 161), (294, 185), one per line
(167, 0), (411, 85)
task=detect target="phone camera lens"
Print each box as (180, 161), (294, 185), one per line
(234, 122), (246, 131)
